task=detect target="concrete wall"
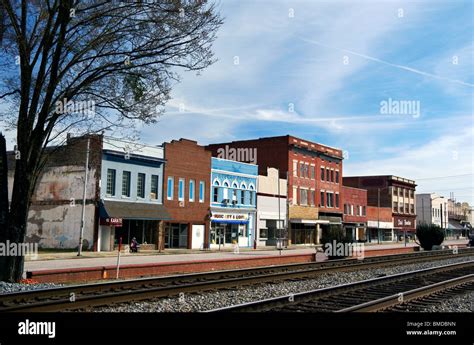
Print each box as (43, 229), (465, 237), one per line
(7, 135), (102, 249)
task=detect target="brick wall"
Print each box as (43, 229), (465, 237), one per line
(163, 139), (211, 248)
(342, 186), (367, 223)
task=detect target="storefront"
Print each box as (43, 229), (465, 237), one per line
(210, 211), (255, 249)
(290, 220), (318, 245)
(98, 200), (171, 251)
(343, 222), (367, 241)
(393, 215), (416, 242)
(367, 220), (394, 242)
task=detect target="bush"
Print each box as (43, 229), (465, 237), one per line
(321, 225), (353, 259)
(416, 223), (444, 250)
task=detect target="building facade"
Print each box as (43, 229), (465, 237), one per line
(8, 135), (102, 250)
(210, 157), (257, 249)
(366, 206), (394, 242)
(341, 186), (367, 241)
(98, 137), (170, 251)
(343, 175), (416, 241)
(257, 167), (287, 246)
(207, 135), (344, 246)
(162, 139), (211, 250)
(416, 193), (448, 229)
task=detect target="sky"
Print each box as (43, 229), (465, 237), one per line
(140, 0), (474, 205)
(1, 0), (473, 204)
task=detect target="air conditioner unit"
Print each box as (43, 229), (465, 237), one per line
(150, 192), (156, 199)
(232, 200), (238, 205)
(179, 201), (184, 207)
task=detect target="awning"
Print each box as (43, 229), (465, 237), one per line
(99, 200), (171, 221)
(448, 219), (466, 230)
(318, 215), (343, 225)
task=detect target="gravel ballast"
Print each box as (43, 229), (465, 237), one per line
(0, 281), (63, 294)
(94, 256), (474, 312)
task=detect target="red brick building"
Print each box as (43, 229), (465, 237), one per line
(206, 135), (344, 245)
(163, 139), (211, 250)
(341, 186), (367, 241)
(343, 175), (416, 242)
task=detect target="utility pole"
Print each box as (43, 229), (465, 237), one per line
(78, 138), (90, 256)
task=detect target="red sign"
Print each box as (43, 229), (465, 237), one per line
(100, 217), (123, 227)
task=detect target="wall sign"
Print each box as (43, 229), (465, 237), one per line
(211, 212), (248, 221)
(100, 217), (123, 227)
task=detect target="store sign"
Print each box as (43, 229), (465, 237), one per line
(394, 216), (414, 229)
(396, 219), (412, 227)
(211, 212), (248, 221)
(367, 221), (393, 229)
(100, 217), (123, 227)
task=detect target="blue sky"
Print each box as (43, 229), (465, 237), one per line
(139, 0), (473, 204)
(1, 0), (472, 204)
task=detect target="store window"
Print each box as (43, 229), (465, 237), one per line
(189, 179), (195, 202)
(106, 169), (116, 196)
(137, 173), (145, 198)
(300, 189), (308, 206)
(150, 175), (159, 200)
(178, 178), (185, 201)
(199, 181), (205, 203)
(167, 177), (174, 200)
(122, 171), (131, 197)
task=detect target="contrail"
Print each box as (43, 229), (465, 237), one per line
(302, 38), (474, 87)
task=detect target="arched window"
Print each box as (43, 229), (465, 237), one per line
(232, 181), (238, 189)
(249, 183), (255, 190)
(213, 179), (220, 186)
(223, 181), (230, 187)
(240, 182), (247, 190)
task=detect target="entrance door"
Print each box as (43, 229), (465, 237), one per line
(192, 225), (204, 250)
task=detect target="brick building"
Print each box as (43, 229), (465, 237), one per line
(207, 135), (344, 245)
(162, 139), (211, 250)
(8, 134), (171, 251)
(341, 186), (367, 241)
(343, 175), (416, 241)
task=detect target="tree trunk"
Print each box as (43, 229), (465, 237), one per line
(0, 133), (9, 236)
(0, 137), (34, 282)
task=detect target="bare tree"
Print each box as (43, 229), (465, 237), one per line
(0, 0), (222, 282)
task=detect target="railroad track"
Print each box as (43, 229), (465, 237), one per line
(1, 248), (472, 312)
(207, 261), (474, 312)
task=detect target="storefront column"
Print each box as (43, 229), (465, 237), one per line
(157, 220), (164, 252)
(316, 224), (320, 245)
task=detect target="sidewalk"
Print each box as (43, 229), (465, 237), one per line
(24, 239), (468, 272)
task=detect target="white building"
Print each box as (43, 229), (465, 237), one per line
(256, 168), (287, 246)
(415, 193), (448, 229)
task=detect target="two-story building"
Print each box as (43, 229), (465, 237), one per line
(98, 137), (171, 251)
(210, 157), (258, 249)
(256, 167), (287, 246)
(162, 139), (211, 250)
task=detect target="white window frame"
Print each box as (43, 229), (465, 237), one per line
(189, 179), (195, 202)
(178, 178), (185, 202)
(199, 181), (205, 203)
(167, 177), (174, 200)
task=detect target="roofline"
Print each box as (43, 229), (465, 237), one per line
(211, 156), (258, 167)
